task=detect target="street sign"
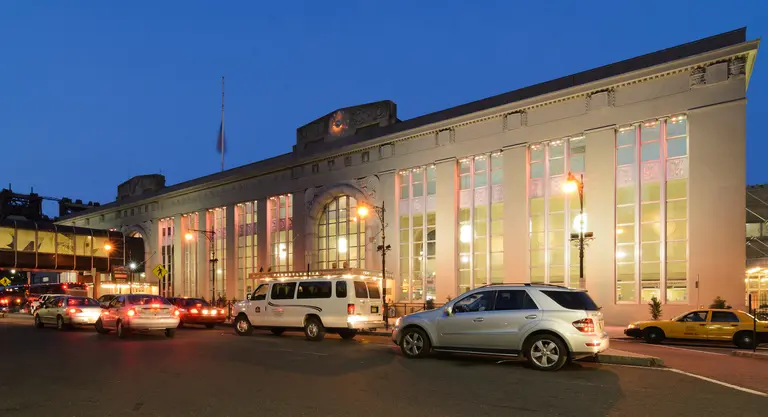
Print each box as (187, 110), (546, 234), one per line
(0, 277), (10, 286)
(152, 264), (168, 279)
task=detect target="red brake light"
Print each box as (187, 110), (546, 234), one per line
(210, 309), (217, 315)
(173, 309), (180, 317)
(127, 309), (136, 317)
(68, 308), (82, 315)
(347, 304), (355, 315)
(151, 303), (160, 309)
(62, 284), (68, 289)
(190, 308), (199, 314)
(218, 309), (224, 315)
(573, 318), (595, 333)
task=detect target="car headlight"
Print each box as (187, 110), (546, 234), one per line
(395, 317), (402, 327)
(627, 324), (637, 329)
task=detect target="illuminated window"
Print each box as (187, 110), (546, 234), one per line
(399, 166), (437, 301)
(158, 218), (174, 297)
(269, 195), (292, 272)
(458, 153), (503, 294)
(746, 223), (761, 238)
(207, 208), (227, 298)
(181, 213), (199, 297)
(615, 116), (688, 303)
(528, 137), (586, 287)
(237, 201), (257, 298)
(317, 195), (365, 270)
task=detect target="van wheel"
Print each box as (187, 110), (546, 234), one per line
(526, 334), (568, 371)
(34, 315), (44, 329)
(304, 317), (325, 341)
(234, 315), (253, 336)
(95, 319), (110, 334)
(270, 328), (286, 336)
(117, 321), (130, 339)
(338, 329), (357, 340)
(399, 327), (430, 358)
(734, 331), (756, 349)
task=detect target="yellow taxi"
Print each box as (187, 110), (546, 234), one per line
(625, 309), (768, 348)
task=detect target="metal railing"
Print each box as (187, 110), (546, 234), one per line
(747, 294), (768, 352)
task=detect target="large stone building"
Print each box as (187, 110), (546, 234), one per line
(59, 29), (759, 324)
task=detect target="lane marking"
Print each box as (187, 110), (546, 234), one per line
(612, 339), (728, 356)
(665, 368), (768, 397)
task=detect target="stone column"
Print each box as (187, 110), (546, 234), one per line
(256, 199), (268, 272)
(503, 145), (528, 283)
(225, 205), (237, 300)
(172, 216), (183, 297)
(435, 158), (457, 302)
(292, 191), (307, 272)
(197, 210), (210, 301)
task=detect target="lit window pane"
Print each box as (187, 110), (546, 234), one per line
(530, 233), (545, 250)
(641, 123), (660, 142)
(667, 138), (687, 158)
(530, 147), (545, 162)
(641, 182), (661, 202)
(531, 267), (545, 283)
(641, 262), (661, 281)
(530, 198), (545, 215)
(641, 203), (661, 223)
(617, 129), (635, 146)
(641, 142), (660, 161)
(617, 147), (635, 165)
(550, 160), (564, 176)
(666, 179), (687, 200)
(530, 162), (544, 179)
(617, 226), (635, 244)
(641, 223), (661, 242)
(667, 200), (687, 220)
(617, 206), (635, 224)
(667, 241), (687, 261)
(570, 155), (585, 172)
(667, 220), (687, 240)
(549, 197), (565, 212)
(530, 250), (545, 267)
(667, 262), (687, 280)
(617, 282), (636, 302)
(641, 243), (661, 263)
(616, 185), (635, 205)
(667, 119), (686, 137)
(617, 263), (635, 282)
(616, 244), (635, 262)
(474, 172), (487, 188)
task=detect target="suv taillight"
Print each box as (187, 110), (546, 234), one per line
(572, 318), (595, 333)
(347, 304), (355, 315)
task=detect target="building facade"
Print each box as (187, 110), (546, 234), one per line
(59, 29), (759, 324)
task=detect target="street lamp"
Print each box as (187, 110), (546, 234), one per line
(103, 243), (112, 252)
(356, 201), (391, 330)
(186, 229), (218, 302)
(563, 172), (593, 290)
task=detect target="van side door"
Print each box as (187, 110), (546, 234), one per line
(246, 284), (270, 326)
(268, 282), (297, 327)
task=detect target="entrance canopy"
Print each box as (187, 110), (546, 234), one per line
(0, 219), (143, 273)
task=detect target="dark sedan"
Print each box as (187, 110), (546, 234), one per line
(167, 298), (225, 329)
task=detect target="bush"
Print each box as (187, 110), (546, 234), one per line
(648, 296), (662, 320)
(710, 296), (727, 309)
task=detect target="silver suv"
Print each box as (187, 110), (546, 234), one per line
(392, 284), (608, 371)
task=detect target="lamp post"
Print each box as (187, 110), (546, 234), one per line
(185, 230), (217, 302)
(563, 172), (593, 290)
(356, 201), (391, 330)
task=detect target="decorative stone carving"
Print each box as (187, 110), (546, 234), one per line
(117, 175), (166, 201)
(690, 67), (706, 87)
(295, 100), (397, 151)
(587, 91), (609, 111)
(729, 56), (746, 78)
(380, 144), (394, 159)
(304, 187), (318, 213)
(356, 175), (380, 204)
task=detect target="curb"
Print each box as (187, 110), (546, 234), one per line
(586, 353), (665, 368)
(731, 350), (768, 360)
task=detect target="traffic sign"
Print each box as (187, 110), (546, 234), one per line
(152, 264), (168, 279)
(0, 277), (11, 286)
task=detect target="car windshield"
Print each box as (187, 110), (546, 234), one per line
(183, 299), (209, 307)
(541, 290), (599, 311)
(67, 297), (99, 307)
(127, 295), (168, 305)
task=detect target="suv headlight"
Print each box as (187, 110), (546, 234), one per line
(395, 317), (402, 327)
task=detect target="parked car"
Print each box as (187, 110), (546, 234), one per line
(30, 294), (66, 316)
(232, 276), (385, 341)
(624, 309), (768, 348)
(95, 294), (180, 339)
(0, 298), (8, 317)
(168, 297), (225, 329)
(392, 284), (608, 371)
(34, 296), (102, 330)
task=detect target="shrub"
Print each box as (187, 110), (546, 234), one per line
(710, 296), (727, 309)
(648, 296), (662, 320)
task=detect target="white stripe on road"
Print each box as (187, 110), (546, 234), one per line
(665, 368), (768, 397)
(612, 339), (728, 356)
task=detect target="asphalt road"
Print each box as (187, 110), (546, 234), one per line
(1, 321), (766, 417)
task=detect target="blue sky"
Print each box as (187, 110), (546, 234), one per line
(2, 1), (766, 214)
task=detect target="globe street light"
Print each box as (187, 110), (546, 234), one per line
(563, 172), (593, 289)
(357, 202), (391, 330)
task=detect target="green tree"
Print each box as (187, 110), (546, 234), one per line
(648, 296), (663, 320)
(710, 296), (727, 309)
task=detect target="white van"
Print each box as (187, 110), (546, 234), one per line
(232, 277), (385, 341)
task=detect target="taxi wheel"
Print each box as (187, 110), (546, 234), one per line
(304, 317), (326, 341)
(165, 328), (176, 338)
(234, 315), (253, 336)
(34, 315), (44, 329)
(734, 331), (756, 349)
(644, 327), (665, 344)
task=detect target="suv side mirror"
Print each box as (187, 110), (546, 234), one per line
(246, 294), (252, 300)
(444, 306), (452, 317)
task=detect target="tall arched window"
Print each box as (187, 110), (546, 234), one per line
(317, 195), (366, 270)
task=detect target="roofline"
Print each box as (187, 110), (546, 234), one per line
(61, 28), (752, 221)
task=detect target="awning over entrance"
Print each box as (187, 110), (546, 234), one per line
(0, 219), (143, 273)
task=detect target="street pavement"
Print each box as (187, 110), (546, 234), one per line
(1, 319), (767, 416)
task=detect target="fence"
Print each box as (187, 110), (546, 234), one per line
(747, 293), (768, 352)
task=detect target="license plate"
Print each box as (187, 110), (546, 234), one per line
(371, 306), (379, 313)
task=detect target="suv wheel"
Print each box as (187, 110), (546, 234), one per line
(399, 327), (431, 359)
(234, 315), (253, 336)
(526, 334), (568, 371)
(304, 317), (326, 341)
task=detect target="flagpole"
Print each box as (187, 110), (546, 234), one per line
(220, 76), (225, 172)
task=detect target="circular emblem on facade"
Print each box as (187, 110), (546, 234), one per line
(328, 111), (348, 137)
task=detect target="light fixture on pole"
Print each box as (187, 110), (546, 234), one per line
(563, 171), (594, 290)
(356, 201), (391, 330)
(186, 229), (218, 302)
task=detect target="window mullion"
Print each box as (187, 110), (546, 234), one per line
(660, 121), (668, 304)
(634, 125), (641, 304)
(543, 145), (550, 285)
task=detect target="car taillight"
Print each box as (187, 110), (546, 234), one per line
(67, 308), (82, 315)
(190, 308), (199, 314)
(151, 303), (160, 309)
(347, 304), (355, 315)
(202, 309), (209, 315)
(127, 309), (136, 317)
(218, 309), (224, 315)
(173, 309), (180, 317)
(573, 318), (595, 333)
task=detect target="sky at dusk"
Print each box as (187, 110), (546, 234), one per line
(2, 1), (767, 215)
